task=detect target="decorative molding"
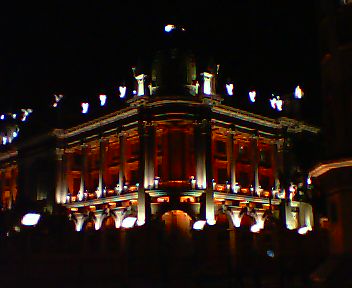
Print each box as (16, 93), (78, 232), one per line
(309, 158), (352, 178)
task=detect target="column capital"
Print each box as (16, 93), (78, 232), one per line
(226, 128), (237, 136)
(118, 130), (128, 138)
(55, 148), (64, 161)
(99, 136), (109, 144)
(276, 138), (285, 152)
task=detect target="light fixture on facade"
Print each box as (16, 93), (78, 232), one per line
(193, 220), (206, 230)
(0, 114), (4, 120)
(21, 213), (41, 226)
(53, 94), (64, 107)
(202, 72), (214, 95)
(249, 90), (256, 103)
(226, 83), (234, 96)
(298, 226), (312, 235)
(307, 177), (312, 185)
(270, 95), (283, 111)
(21, 108), (33, 121)
(294, 85), (304, 99)
(99, 94), (107, 106)
(164, 24), (176, 32)
(121, 217), (137, 228)
(119, 86), (127, 98)
(81, 102), (89, 114)
(135, 74), (146, 96)
(250, 223), (261, 233)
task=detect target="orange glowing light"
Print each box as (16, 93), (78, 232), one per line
(180, 196), (195, 203)
(157, 196), (169, 203)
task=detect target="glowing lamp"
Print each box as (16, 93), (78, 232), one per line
(206, 219), (216, 226)
(226, 83), (234, 95)
(307, 177), (312, 185)
(21, 108), (33, 121)
(276, 97), (283, 111)
(0, 114), (4, 120)
(21, 213), (41, 226)
(164, 24), (176, 32)
(270, 97), (277, 109)
(119, 86), (127, 98)
(270, 95), (283, 111)
(99, 94), (107, 106)
(294, 85), (304, 99)
(249, 91), (256, 102)
(193, 220), (206, 230)
(81, 102), (89, 114)
(250, 223), (261, 233)
(121, 217), (137, 228)
(298, 226), (312, 235)
(266, 250), (275, 258)
(202, 72), (213, 95)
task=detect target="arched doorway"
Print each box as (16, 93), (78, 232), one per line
(161, 210), (192, 237)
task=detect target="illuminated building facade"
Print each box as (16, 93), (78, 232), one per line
(0, 26), (319, 235)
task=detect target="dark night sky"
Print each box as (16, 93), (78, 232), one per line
(0, 1), (321, 123)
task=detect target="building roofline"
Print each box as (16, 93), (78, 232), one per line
(309, 158), (352, 178)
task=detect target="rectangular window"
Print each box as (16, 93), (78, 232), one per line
(216, 141), (226, 155)
(217, 168), (228, 183)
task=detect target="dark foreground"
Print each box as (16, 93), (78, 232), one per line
(0, 224), (347, 288)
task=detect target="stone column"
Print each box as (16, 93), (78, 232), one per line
(137, 121), (147, 226)
(271, 141), (281, 191)
(55, 148), (67, 204)
(251, 135), (260, 196)
(98, 138), (106, 198)
(143, 123), (155, 189)
(227, 130), (237, 192)
(79, 143), (88, 200)
(195, 122), (206, 189)
(203, 119), (215, 225)
(119, 131), (126, 193)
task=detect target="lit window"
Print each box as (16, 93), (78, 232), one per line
(81, 102), (89, 114)
(99, 94), (107, 106)
(119, 86), (127, 98)
(249, 90), (256, 103)
(226, 83), (234, 96)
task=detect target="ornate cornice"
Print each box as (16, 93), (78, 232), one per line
(309, 158), (352, 178)
(52, 107), (138, 139)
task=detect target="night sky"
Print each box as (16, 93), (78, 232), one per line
(0, 1), (320, 123)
